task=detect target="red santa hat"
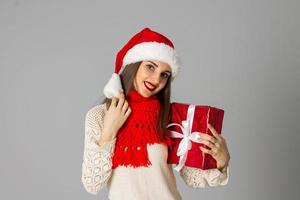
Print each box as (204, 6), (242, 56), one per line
(103, 27), (181, 98)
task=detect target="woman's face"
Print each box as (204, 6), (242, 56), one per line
(133, 60), (172, 98)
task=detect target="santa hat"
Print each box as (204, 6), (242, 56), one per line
(103, 27), (181, 98)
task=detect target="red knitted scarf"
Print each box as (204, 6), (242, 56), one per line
(112, 88), (172, 169)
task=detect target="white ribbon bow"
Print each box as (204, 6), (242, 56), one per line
(167, 105), (206, 172)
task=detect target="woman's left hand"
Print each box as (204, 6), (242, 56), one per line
(198, 123), (230, 171)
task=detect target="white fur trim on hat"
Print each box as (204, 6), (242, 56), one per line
(103, 73), (123, 99)
(121, 42), (181, 77)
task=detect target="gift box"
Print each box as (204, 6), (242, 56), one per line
(166, 102), (225, 171)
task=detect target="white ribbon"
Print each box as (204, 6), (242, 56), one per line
(167, 104), (206, 172)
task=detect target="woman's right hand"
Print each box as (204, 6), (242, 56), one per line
(100, 92), (132, 143)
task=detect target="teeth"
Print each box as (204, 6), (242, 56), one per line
(145, 82), (155, 89)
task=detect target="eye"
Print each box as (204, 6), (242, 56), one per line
(146, 64), (155, 70)
(161, 73), (170, 79)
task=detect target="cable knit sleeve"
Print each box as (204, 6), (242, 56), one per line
(179, 165), (229, 188)
(81, 104), (117, 195)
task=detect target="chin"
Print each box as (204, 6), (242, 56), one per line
(142, 90), (155, 98)
(142, 91), (152, 98)
(138, 83), (159, 97)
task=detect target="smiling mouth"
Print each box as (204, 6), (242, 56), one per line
(144, 81), (156, 91)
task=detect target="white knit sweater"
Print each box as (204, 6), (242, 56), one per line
(81, 104), (229, 199)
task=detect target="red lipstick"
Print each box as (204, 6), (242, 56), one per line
(144, 81), (156, 91)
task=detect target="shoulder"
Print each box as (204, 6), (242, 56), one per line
(86, 103), (107, 118)
(85, 103), (107, 129)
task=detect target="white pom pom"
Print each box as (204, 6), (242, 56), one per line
(103, 73), (124, 98)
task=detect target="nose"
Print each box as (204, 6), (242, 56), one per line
(149, 73), (161, 86)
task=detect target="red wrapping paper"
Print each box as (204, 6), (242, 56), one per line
(167, 102), (225, 170)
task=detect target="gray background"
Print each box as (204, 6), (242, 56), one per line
(1, 0), (299, 199)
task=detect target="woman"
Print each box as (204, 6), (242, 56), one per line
(81, 27), (230, 200)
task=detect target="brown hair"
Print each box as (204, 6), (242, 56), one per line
(101, 61), (172, 141)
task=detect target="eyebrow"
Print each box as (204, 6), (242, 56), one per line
(147, 61), (172, 74)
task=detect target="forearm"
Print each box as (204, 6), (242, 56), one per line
(179, 165), (230, 188)
(81, 129), (116, 194)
